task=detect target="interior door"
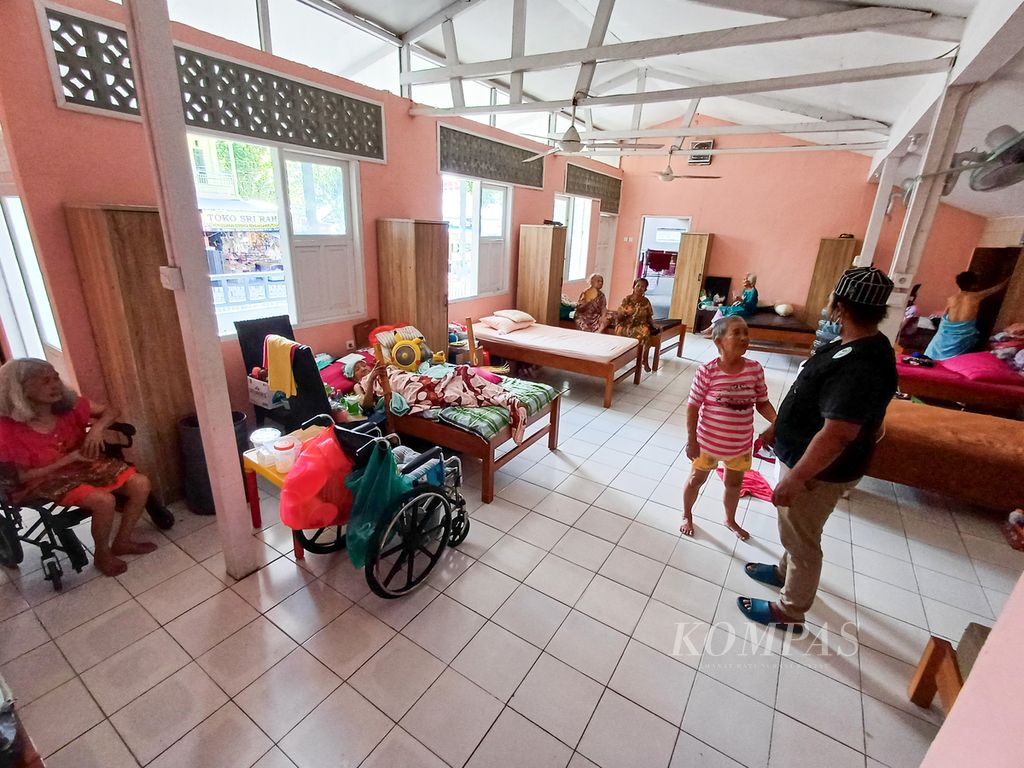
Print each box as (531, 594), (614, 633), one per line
(968, 246), (1020, 340)
(669, 233), (711, 327)
(595, 213), (616, 280)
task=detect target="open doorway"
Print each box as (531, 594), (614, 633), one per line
(636, 215), (691, 318)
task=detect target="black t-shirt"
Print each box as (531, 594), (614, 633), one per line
(775, 332), (897, 483)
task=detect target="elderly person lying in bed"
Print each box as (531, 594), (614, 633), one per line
(353, 361), (528, 443)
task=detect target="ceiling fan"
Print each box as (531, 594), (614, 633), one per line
(901, 124), (1024, 197)
(521, 100), (663, 162)
(653, 150), (721, 182)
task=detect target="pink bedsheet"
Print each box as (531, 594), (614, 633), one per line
(897, 359), (1024, 403)
(473, 322), (638, 363)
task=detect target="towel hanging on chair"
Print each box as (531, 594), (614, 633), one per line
(265, 334), (299, 398)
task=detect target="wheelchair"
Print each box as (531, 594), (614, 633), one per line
(0, 423), (175, 591)
(290, 416), (470, 599)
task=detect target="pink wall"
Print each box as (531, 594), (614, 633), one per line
(920, 574), (1024, 767)
(0, 0), (618, 411)
(613, 116), (985, 316)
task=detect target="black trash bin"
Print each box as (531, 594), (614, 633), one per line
(179, 411), (248, 515)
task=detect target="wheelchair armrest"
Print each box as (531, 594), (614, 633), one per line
(103, 422), (136, 451)
(399, 447), (444, 477)
(346, 419), (380, 435)
(301, 414), (335, 429)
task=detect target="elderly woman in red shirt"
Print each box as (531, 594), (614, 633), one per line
(0, 358), (155, 576)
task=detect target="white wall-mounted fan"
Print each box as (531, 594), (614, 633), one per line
(653, 151), (720, 182)
(901, 125), (1024, 196)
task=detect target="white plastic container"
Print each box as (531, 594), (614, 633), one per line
(250, 427), (282, 467)
(272, 437), (299, 473)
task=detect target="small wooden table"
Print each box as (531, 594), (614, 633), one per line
(242, 425), (326, 560)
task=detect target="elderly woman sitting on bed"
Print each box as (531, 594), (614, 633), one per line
(575, 273), (610, 333)
(353, 361), (528, 443)
(711, 273), (759, 323)
(614, 277), (656, 372)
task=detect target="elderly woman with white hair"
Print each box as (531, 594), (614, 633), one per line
(710, 272), (759, 325)
(0, 358), (155, 576)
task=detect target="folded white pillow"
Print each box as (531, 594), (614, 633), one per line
(480, 315), (534, 335)
(493, 309), (536, 324)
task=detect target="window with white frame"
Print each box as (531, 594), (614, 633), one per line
(442, 174), (509, 301)
(188, 133), (363, 335)
(554, 194), (592, 282)
(0, 197), (62, 357)
(167, 0), (261, 48)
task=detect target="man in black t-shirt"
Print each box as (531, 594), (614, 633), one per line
(739, 267), (897, 633)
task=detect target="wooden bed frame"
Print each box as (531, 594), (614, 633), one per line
(469, 318), (642, 408)
(557, 318), (687, 372)
(745, 326), (814, 356)
(370, 343), (560, 503)
(896, 367), (1024, 416)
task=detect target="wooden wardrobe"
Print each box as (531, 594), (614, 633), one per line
(803, 237), (858, 325)
(64, 205), (195, 504)
(516, 224), (567, 325)
(376, 218), (450, 354)
(669, 233), (713, 328)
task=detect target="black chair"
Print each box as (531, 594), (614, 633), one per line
(235, 315), (296, 371)
(280, 345), (333, 432)
(235, 315), (297, 427)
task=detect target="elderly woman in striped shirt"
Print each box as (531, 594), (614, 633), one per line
(681, 316), (777, 540)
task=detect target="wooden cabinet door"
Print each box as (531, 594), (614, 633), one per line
(517, 225), (565, 325)
(803, 238), (857, 326)
(669, 233), (711, 327)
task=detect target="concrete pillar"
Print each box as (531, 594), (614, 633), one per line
(124, 0), (260, 580)
(856, 156), (899, 268)
(881, 83), (975, 340)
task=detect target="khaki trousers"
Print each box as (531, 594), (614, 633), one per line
(775, 463), (855, 621)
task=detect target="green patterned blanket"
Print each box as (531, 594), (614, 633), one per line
(436, 376), (559, 439)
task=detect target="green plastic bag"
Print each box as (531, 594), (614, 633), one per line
(344, 443), (412, 569)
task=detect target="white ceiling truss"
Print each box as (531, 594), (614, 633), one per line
(398, 6), (941, 86)
(304, 0), (1024, 216)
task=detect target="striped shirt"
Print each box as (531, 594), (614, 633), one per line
(687, 358), (769, 459)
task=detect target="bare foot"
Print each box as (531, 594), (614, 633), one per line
(680, 517), (694, 536)
(111, 540), (158, 556)
(725, 521), (750, 541)
(94, 554), (128, 576)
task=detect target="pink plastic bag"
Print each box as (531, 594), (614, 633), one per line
(280, 430), (354, 530)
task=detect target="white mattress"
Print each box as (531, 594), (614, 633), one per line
(473, 322), (638, 364)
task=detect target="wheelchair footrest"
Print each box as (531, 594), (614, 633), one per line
(49, 506), (90, 529)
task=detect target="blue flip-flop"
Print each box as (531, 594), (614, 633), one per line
(745, 562), (784, 588)
(736, 597), (804, 635)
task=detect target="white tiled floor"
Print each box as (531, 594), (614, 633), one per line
(2, 333), (1021, 768)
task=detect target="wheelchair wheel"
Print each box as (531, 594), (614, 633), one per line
(56, 528), (89, 572)
(0, 517), (23, 567)
(146, 500), (175, 531)
(365, 489), (451, 599)
(294, 526), (347, 554)
(43, 558), (62, 591)
(448, 512), (470, 547)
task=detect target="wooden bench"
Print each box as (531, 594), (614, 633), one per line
(557, 318), (686, 372)
(909, 623), (991, 712)
(696, 307), (814, 356)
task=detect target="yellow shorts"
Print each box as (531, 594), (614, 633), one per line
(691, 451), (752, 473)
